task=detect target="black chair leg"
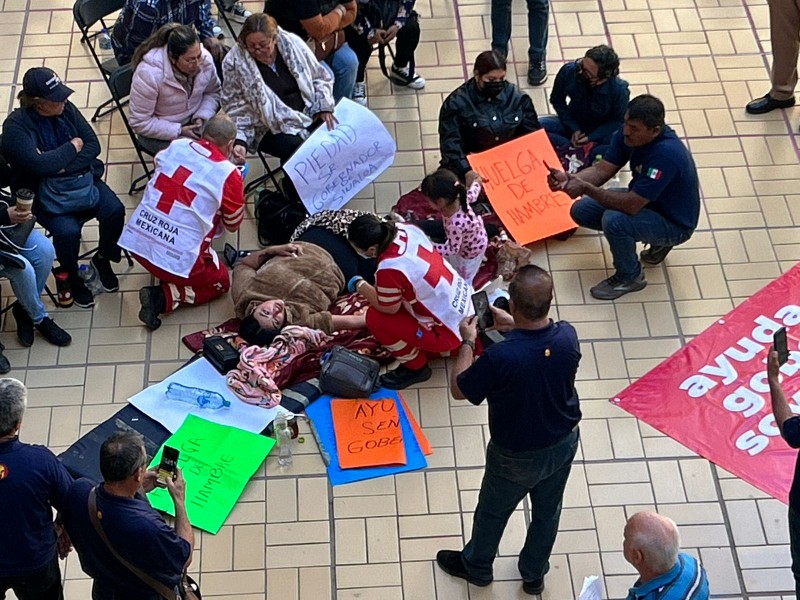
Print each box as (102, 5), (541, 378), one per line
(44, 284), (59, 308)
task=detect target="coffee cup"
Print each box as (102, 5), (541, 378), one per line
(15, 189), (34, 213)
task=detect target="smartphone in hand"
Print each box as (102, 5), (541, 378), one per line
(155, 446), (180, 488)
(775, 327), (790, 366)
(471, 291), (493, 331)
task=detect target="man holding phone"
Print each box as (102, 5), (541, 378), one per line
(768, 339), (800, 598)
(61, 432), (193, 600)
(436, 265), (581, 595)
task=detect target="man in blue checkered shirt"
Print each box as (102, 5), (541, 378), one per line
(111, 0), (226, 66)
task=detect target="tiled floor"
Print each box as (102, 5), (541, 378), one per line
(3, 0), (800, 598)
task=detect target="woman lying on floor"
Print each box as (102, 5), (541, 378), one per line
(231, 209), (377, 345)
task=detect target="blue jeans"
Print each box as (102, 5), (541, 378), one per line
(461, 430), (579, 582)
(491, 0), (549, 61)
(570, 195), (693, 280)
(539, 116), (611, 163)
(323, 43), (358, 101)
(4, 230), (55, 323)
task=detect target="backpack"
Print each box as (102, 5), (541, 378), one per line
(255, 189), (308, 246)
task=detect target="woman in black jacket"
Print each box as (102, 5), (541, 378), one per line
(438, 50), (540, 188)
(1, 67), (125, 308)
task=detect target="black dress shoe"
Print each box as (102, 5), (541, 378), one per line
(435, 550), (492, 587)
(379, 364), (432, 390)
(523, 578), (545, 595)
(138, 286), (166, 330)
(745, 94), (795, 115)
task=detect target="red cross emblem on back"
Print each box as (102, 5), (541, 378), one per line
(416, 245), (454, 288)
(154, 166), (197, 214)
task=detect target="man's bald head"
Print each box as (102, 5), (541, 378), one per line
(623, 511), (680, 576)
(202, 112), (237, 148)
(509, 265), (553, 321)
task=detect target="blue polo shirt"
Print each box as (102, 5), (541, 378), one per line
(0, 437), (73, 577)
(457, 321), (581, 451)
(626, 553), (709, 599)
(604, 126), (700, 232)
(61, 478), (191, 597)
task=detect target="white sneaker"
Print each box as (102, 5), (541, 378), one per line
(352, 81), (367, 105)
(224, 1), (252, 23)
(390, 63), (425, 89)
(212, 24), (224, 39)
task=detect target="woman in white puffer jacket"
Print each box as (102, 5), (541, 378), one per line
(129, 23), (221, 154)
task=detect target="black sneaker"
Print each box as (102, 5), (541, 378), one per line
(11, 302), (34, 347)
(138, 286), (166, 330)
(379, 364), (432, 389)
(0, 342), (10, 374)
(390, 63), (426, 89)
(71, 278), (95, 308)
(640, 244), (674, 265)
(35, 317), (71, 347)
(590, 273), (647, 300)
(435, 550), (492, 587)
(91, 255), (119, 292)
(527, 60), (547, 86)
(522, 578), (545, 595)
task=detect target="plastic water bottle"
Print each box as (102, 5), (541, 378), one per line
(98, 27), (112, 51)
(274, 413), (293, 467)
(165, 383), (231, 410)
(78, 264), (102, 296)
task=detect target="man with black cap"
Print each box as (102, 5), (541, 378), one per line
(1, 67), (125, 310)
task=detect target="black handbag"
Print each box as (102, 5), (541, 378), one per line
(255, 189), (308, 246)
(203, 335), (240, 374)
(319, 346), (380, 398)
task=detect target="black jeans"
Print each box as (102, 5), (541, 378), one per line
(790, 504), (800, 599)
(0, 555), (63, 600)
(258, 132), (304, 164)
(91, 579), (163, 600)
(297, 226), (376, 285)
(34, 179), (125, 278)
(345, 14), (420, 82)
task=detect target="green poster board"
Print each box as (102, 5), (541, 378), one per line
(147, 414), (275, 534)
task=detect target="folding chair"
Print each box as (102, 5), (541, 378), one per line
(244, 149), (284, 196)
(73, 0), (127, 122)
(106, 64), (156, 194)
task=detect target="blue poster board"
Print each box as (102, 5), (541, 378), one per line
(306, 388), (428, 485)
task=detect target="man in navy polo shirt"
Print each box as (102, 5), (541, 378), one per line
(0, 378), (73, 600)
(623, 511), (709, 599)
(768, 348), (800, 596)
(549, 94), (700, 300)
(61, 431), (192, 600)
(435, 265), (581, 596)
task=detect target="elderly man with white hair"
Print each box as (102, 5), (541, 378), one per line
(623, 511), (709, 599)
(0, 378), (73, 600)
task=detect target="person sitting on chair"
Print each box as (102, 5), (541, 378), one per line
(129, 24), (221, 155)
(1, 67), (125, 310)
(222, 13), (337, 166)
(111, 0), (227, 67)
(265, 0), (358, 101)
(118, 113), (245, 331)
(344, 0), (425, 105)
(540, 45), (629, 163)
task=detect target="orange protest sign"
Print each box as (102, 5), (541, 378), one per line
(397, 393), (432, 455)
(331, 398), (407, 469)
(467, 130), (575, 245)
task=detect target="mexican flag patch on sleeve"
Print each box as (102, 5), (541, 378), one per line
(646, 167), (662, 180)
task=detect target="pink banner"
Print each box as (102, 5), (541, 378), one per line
(612, 264), (800, 503)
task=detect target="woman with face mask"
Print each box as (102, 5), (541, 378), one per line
(540, 45), (630, 162)
(438, 50), (541, 189)
(129, 24), (221, 155)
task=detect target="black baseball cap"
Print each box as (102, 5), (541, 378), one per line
(22, 67), (74, 102)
